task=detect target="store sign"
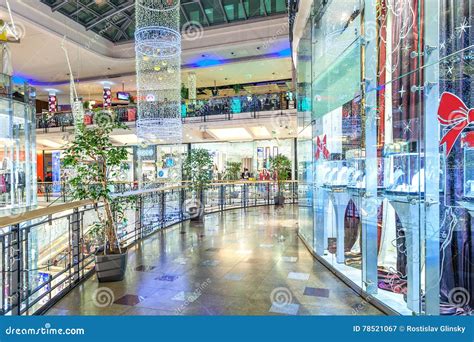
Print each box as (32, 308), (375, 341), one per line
(48, 95), (57, 113)
(135, 146), (156, 161)
(103, 88), (112, 108)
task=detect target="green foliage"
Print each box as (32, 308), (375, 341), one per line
(233, 84), (243, 94)
(225, 161), (242, 180)
(181, 84), (189, 100)
(183, 148), (213, 192)
(270, 154), (292, 193)
(62, 111), (135, 255)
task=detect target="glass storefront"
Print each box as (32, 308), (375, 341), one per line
(0, 74), (36, 215)
(134, 144), (187, 188)
(295, 0), (473, 315)
(192, 139), (295, 181)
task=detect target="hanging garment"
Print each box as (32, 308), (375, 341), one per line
(0, 175), (6, 193)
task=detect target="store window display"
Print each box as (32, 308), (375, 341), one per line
(295, 0), (473, 315)
(0, 74), (36, 215)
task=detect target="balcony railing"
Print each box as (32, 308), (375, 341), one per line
(1, 181), (297, 316)
(36, 92), (295, 130)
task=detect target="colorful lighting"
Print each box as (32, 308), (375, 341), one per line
(135, 0), (182, 143)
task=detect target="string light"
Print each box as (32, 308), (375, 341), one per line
(135, 0), (182, 143)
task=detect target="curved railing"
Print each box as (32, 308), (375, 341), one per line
(35, 92), (295, 130)
(1, 180), (297, 316)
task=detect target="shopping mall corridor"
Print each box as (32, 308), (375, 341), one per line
(46, 206), (383, 316)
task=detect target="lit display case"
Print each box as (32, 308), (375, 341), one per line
(0, 74), (37, 215)
(382, 141), (423, 195)
(346, 149), (365, 191)
(321, 160), (349, 188)
(462, 132), (474, 200)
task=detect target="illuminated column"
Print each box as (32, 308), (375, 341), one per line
(48, 91), (57, 113)
(135, 0), (182, 143)
(103, 86), (112, 108)
(188, 72), (196, 104)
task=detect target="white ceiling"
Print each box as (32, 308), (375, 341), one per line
(0, 3), (292, 101)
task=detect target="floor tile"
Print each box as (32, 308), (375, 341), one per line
(304, 287), (330, 298)
(269, 303), (300, 315)
(114, 294), (144, 306)
(46, 206), (383, 316)
(156, 274), (179, 282)
(223, 273), (243, 281)
(281, 256), (298, 263)
(287, 272), (310, 281)
(135, 265), (156, 272)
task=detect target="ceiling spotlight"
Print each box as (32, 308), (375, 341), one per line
(154, 66), (161, 71)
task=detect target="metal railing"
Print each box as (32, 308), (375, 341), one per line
(1, 180), (297, 316)
(36, 92), (295, 130)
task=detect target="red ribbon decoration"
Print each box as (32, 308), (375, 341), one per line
(315, 134), (330, 160)
(438, 92), (474, 156)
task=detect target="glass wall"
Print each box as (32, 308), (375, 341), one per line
(192, 139), (295, 181)
(0, 74), (36, 216)
(134, 144), (187, 188)
(296, 0), (473, 315)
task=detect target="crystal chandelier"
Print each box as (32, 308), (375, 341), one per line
(135, 0), (182, 143)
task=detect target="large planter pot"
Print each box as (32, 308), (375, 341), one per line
(95, 252), (127, 282)
(189, 206), (204, 221)
(274, 195), (285, 206)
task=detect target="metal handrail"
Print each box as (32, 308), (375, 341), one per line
(1, 180), (298, 316)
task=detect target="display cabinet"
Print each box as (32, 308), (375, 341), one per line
(382, 141), (423, 195)
(462, 132), (474, 199)
(0, 74), (37, 216)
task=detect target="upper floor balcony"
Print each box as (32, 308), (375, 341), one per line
(36, 92), (296, 133)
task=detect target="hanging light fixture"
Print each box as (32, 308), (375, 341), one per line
(135, 0), (182, 143)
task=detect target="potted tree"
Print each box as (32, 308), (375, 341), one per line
(225, 161), (242, 199)
(225, 161), (242, 181)
(62, 111), (135, 282)
(270, 154), (292, 206)
(183, 148), (213, 221)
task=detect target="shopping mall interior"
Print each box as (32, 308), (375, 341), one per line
(0, 0), (472, 317)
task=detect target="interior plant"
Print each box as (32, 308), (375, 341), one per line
(181, 83), (189, 100)
(232, 84), (243, 94)
(225, 161), (242, 181)
(270, 154), (292, 205)
(183, 148), (213, 220)
(62, 111), (135, 282)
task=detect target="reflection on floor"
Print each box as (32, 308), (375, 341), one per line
(46, 205), (383, 316)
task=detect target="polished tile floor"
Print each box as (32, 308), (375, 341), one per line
(47, 205), (383, 316)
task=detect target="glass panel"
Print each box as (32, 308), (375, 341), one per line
(222, 0), (246, 21)
(183, 3), (207, 24)
(201, 0), (227, 25)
